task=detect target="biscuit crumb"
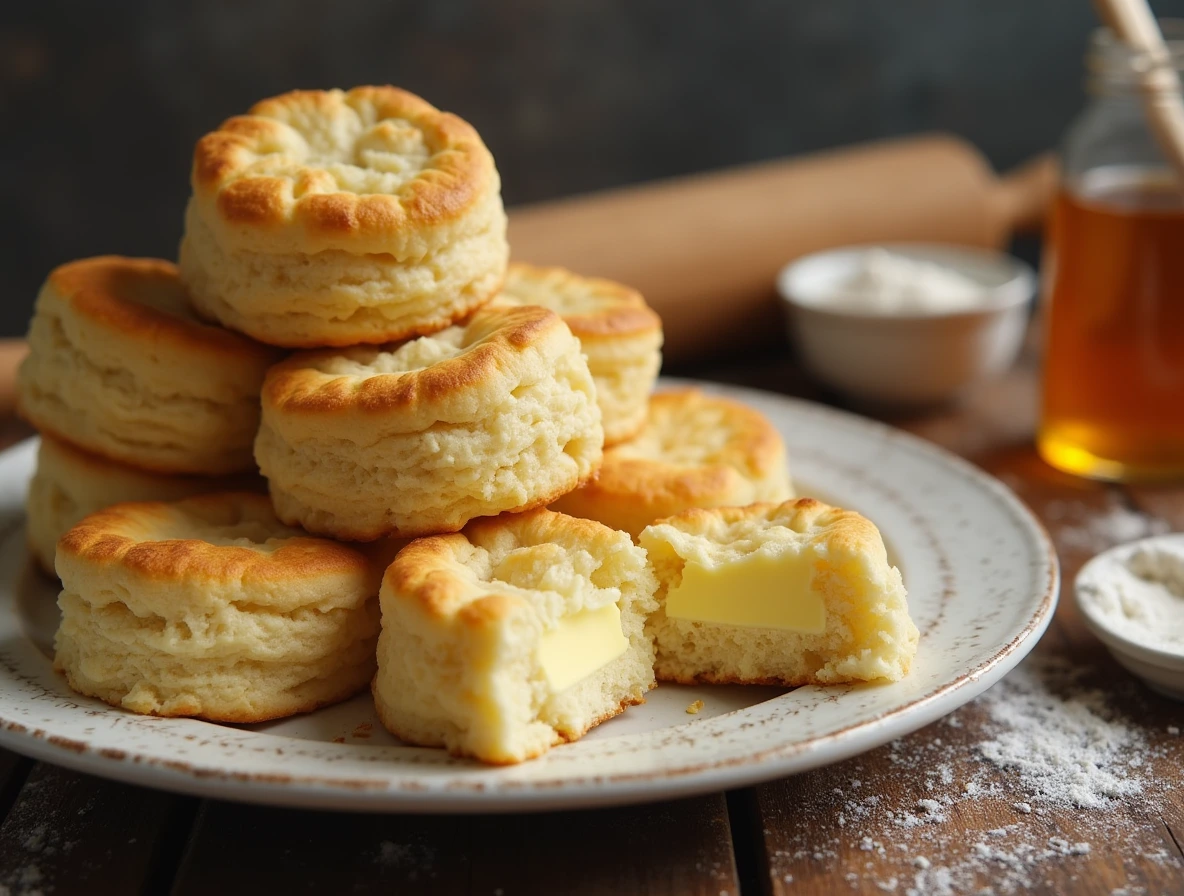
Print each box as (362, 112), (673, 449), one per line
(686, 699), (704, 714)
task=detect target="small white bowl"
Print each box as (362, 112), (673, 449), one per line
(776, 243), (1035, 406)
(1075, 534), (1184, 702)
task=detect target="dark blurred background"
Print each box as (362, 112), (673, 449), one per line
(3, 0), (1183, 337)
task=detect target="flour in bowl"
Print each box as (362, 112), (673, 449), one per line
(1078, 541), (1184, 653)
(831, 249), (986, 314)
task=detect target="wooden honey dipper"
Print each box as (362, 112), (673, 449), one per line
(1095, 0), (1184, 188)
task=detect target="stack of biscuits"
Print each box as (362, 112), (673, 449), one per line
(21, 85), (919, 758)
(17, 255), (280, 575)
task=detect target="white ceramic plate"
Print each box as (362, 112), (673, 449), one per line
(0, 382), (1057, 813)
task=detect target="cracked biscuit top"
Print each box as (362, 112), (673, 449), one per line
(190, 85), (501, 256)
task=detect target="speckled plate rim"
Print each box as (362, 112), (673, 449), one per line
(0, 381), (1058, 813)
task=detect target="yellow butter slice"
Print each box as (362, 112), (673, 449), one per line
(666, 549), (826, 633)
(537, 603), (629, 693)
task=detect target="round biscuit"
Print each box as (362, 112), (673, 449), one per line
(179, 86), (508, 347)
(373, 508), (658, 764)
(551, 388), (793, 537)
(256, 303), (604, 540)
(17, 256), (282, 475)
(53, 492), (381, 722)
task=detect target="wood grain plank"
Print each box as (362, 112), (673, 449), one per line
(1122, 481), (1184, 872)
(1124, 483), (1184, 532)
(0, 762), (195, 896)
(466, 796), (738, 896)
(173, 794), (738, 896)
(0, 748), (33, 824)
(171, 800), (470, 895)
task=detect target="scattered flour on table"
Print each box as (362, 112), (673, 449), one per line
(976, 657), (1144, 808)
(0, 774), (91, 896)
(765, 655), (1181, 895)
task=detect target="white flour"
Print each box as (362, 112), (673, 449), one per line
(765, 655), (1180, 895)
(1078, 541), (1184, 653)
(976, 659), (1145, 808)
(829, 249), (987, 314)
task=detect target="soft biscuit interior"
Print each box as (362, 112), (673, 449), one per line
(455, 534), (653, 738)
(639, 501), (917, 686)
(485, 541), (632, 693)
(379, 518), (658, 764)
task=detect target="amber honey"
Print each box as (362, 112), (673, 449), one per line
(1039, 168), (1184, 481)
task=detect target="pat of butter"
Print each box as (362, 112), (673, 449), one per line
(666, 549), (826, 633)
(537, 603), (629, 693)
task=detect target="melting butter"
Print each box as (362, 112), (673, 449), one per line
(537, 603), (628, 693)
(666, 548), (826, 633)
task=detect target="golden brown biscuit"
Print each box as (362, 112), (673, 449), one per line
(25, 434), (264, 576)
(17, 256), (281, 475)
(256, 303), (604, 540)
(54, 493), (381, 722)
(551, 389), (792, 536)
(180, 86), (508, 347)
(495, 263), (662, 445)
(639, 498), (918, 685)
(372, 508), (658, 764)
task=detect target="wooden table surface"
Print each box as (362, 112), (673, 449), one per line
(0, 340), (1181, 896)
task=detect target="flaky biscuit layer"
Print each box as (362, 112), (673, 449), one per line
(494, 263), (662, 445)
(373, 508), (658, 764)
(54, 493), (381, 722)
(181, 86), (508, 346)
(17, 256), (281, 475)
(256, 304), (604, 540)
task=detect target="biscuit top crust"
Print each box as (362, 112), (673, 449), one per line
(191, 86), (500, 255)
(57, 492), (376, 597)
(496, 263), (661, 340)
(609, 389), (785, 478)
(261, 304), (577, 425)
(384, 508), (640, 625)
(641, 497), (890, 568)
(42, 256), (279, 363)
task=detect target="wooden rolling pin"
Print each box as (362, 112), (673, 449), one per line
(509, 134), (1057, 363)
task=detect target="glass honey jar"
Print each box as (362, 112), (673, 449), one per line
(1039, 22), (1184, 482)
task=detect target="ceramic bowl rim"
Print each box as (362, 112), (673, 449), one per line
(1074, 533), (1184, 671)
(776, 241), (1037, 322)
